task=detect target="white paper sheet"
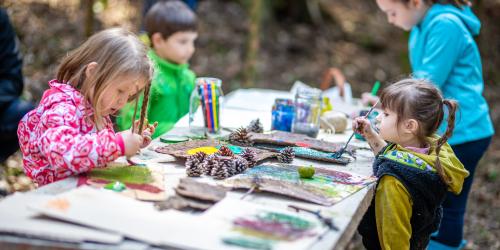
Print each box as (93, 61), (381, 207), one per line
(0, 192), (122, 244)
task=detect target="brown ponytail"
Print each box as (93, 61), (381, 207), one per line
(434, 99), (458, 185)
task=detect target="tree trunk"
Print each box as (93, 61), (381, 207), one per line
(84, 0), (95, 37)
(243, 0), (262, 88)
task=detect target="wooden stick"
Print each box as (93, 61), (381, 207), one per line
(131, 95), (139, 133)
(138, 82), (151, 134)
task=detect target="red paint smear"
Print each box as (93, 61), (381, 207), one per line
(77, 175), (163, 193)
(77, 175), (89, 187)
(295, 142), (311, 148)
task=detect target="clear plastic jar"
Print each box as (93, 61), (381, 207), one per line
(291, 87), (323, 138)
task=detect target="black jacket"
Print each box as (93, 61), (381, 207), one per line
(358, 144), (448, 250)
(0, 8), (24, 114)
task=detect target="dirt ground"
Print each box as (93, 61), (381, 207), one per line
(0, 0), (498, 249)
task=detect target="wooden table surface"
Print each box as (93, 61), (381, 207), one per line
(0, 88), (376, 250)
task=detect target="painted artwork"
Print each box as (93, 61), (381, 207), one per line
(205, 198), (328, 250)
(249, 130), (357, 155)
(77, 163), (166, 201)
(254, 143), (351, 164)
(155, 139), (277, 163)
(30, 187), (325, 250)
(223, 164), (376, 206)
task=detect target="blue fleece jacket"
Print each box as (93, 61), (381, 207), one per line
(409, 4), (494, 145)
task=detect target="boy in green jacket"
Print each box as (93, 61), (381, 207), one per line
(117, 0), (197, 138)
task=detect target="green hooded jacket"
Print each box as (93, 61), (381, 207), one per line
(117, 50), (196, 138)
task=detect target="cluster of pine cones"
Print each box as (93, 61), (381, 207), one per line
(185, 146), (257, 180)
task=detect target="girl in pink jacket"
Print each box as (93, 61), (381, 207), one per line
(17, 28), (155, 186)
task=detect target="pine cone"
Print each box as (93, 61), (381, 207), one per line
(185, 152), (206, 177)
(217, 145), (234, 157)
(277, 147), (295, 163)
(211, 156), (234, 179)
(241, 148), (257, 168)
(201, 154), (219, 176)
(233, 156), (248, 174)
(247, 119), (264, 133)
(186, 164), (203, 177)
(229, 127), (253, 146)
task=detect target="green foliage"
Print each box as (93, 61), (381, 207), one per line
(487, 169), (498, 182)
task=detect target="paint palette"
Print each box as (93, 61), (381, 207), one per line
(223, 164), (376, 206)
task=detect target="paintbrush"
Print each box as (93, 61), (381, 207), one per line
(333, 100), (379, 159)
(240, 175), (262, 200)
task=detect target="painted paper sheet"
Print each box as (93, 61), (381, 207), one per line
(254, 143), (351, 164)
(223, 164), (376, 206)
(249, 130), (357, 154)
(77, 164), (166, 201)
(28, 187), (338, 249)
(204, 198), (328, 250)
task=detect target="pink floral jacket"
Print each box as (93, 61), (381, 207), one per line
(17, 80), (124, 186)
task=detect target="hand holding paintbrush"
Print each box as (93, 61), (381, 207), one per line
(122, 119), (158, 165)
(333, 100), (379, 159)
(352, 101), (387, 155)
(132, 119), (158, 148)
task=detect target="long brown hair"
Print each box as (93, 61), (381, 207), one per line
(56, 28), (153, 128)
(380, 78), (458, 185)
(396, 0), (471, 7)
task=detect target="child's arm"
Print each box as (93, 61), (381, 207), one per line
(375, 175), (412, 249)
(38, 102), (124, 175)
(353, 117), (387, 155)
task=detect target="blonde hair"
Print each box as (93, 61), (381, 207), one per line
(56, 28), (153, 128)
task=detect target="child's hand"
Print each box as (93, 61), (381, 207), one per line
(119, 130), (143, 157)
(353, 117), (376, 139)
(361, 92), (380, 107)
(140, 121), (158, 148)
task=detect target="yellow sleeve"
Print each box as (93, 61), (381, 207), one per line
(375, 175), (413, 250)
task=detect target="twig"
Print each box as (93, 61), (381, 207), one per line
(288, 205), (338, 231)
(131, 95), (139, 133)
